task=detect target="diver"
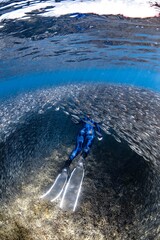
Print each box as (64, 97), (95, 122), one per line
(41, 114), (103, 208)
(63, 115), (103, 170)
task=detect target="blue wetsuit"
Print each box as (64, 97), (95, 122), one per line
(68, 117), (102, 164)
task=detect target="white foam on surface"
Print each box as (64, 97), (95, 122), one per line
(0, 0), (159, 22)
(0, 1), (55, 21)
(42, 0), (159, 18)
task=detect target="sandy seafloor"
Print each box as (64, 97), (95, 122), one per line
(0, 126), (156, 240)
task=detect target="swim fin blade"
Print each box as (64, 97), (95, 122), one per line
(60, 161), (84, 212)
(40, 169), (68, 201)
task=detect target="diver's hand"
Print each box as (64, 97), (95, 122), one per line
(98, 136), (103, 141)
(96, 131), (103, 141)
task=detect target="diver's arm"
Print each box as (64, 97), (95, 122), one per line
(95, 123), (103, 141)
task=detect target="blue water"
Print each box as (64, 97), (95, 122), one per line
(0, 1), (160, 112)
(0, 68), (159, 99)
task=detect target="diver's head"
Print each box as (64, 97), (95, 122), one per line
(86, 114), (91, 120)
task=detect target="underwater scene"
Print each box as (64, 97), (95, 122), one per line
(0, 0), (160, 239)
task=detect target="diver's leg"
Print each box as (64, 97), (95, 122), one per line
(63, 131), (84, 169)
(81, 135), (94, 159)
(69, 137), (84, 160)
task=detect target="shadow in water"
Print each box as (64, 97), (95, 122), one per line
(82, 133), (159, 238)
